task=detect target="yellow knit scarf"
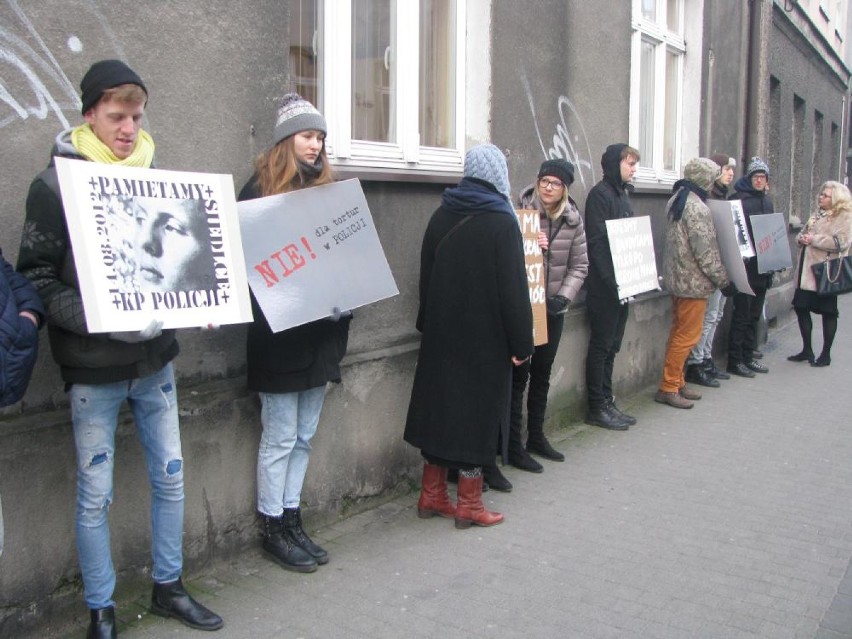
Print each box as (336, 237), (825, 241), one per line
(71, 124), (155, 167)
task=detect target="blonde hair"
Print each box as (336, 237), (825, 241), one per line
(820, 181), (852, 216)
(254, 136), (336, 197)
(99, 84), (147, 107)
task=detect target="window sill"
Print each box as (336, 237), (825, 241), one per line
(631, 180), (676, 195)
(331, 163), (463, 184)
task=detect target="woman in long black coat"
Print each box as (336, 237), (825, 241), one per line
(404, 144), (533, 529)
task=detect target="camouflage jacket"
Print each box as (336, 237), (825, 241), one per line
(663, 191), (730, 298)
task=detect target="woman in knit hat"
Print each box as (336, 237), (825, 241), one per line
(788, 181), (852, 367)
(506, 159), (588, 475)
(404, 144), (533, 529)
(238, 93), (350, 572)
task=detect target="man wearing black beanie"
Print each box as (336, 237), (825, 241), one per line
(17, 60), (223, 638)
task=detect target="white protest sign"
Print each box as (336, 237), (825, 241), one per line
(54, 157), (252, 332)
(238, 179), (399, 333)
(750, 213), (792, 274)
(605, 216), (660, 300)
(516, 209), (548, 346)
(708, 202), (755, 296)
(708, 200), (755, 258)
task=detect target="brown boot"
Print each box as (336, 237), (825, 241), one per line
(417, 463), (456, 519)
(454, 471), (503, 529)
(654, 390), (694, 409)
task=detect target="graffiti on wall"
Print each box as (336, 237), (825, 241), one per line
(0, 0), (114, 130)
(521, 70), (595, 191)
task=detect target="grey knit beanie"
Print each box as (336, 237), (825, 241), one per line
(272, 93), (327, 145)
(746, 156), (770, 180)
(463, 144), (511, 200)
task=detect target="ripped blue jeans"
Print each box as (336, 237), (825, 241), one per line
(70, 363), (183, 609)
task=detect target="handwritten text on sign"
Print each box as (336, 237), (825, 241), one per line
(238, 179), (399, 333)
(54, 158), (252, 332)
(605, 216), (660, 300)
(516, 209), (548, 346)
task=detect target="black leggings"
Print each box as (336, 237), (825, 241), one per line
(795, 307), (838, 356)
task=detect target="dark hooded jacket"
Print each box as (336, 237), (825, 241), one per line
(583, 144), (635, 299)
(404, 177), (533, 466)
(16, 130), (178, 384)
(731, 175), (775, 287)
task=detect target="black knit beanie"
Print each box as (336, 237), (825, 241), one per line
(537, 158), (575, 187)
(80, 60), (147, 114)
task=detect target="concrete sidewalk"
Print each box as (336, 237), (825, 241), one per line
(66, 298), (852, 639)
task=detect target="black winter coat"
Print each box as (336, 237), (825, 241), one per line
(238, 177), (351, 393)
(1, 250), (44, 406)
(404, 178), (534, 466)
(584, 144), (635, 300)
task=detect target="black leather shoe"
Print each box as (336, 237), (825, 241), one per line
(260, 515), (318, 572)
(811, 354), (831, 367)
(282, 508), (329, 565)
(607, 401), (637, 426)
(726, 362), (756, 378)
(483, 464), (512, 492)
(703, 359), (730, 380)
(151, 579), (224, 631)
(87, 606), (116, 639)
(584, 408), (629, 431)
(745, 359), (768, 373)
(787, 350), (815, 363)
(526, 436), (565, 462)
(752, 349), (764, 359)
(685, 364), (720, 388)
(508, 448), (544, 472)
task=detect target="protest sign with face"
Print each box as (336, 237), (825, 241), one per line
(54, 158), (252, 332)
(238, 179), (398, 333)
(707, 201), (755, 296)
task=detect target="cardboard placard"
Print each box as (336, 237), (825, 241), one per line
(516, 209), (548, 346)
(238, 179), (399, 333)
(54, 157), (252, 332)
(750, 213), (792, 273)
(708, 200), (755, 259)
(605, 216), (660, 300)
(708, 202), (755, 296)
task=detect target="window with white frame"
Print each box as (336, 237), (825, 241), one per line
(289, 0), (466, 178)
(629, 0), (685, 184)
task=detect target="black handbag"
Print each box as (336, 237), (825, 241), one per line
(811, 236), (852, 296)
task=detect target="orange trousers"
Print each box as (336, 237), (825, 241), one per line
(659, 296), (708, 393)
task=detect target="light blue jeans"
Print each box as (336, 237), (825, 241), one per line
(257, 385), (326, 516)
(70, 363), (183, 609)
(688, 289), (725, 365)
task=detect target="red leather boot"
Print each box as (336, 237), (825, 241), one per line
(417, 463), (456, 519)
(454, 471), (503, 529)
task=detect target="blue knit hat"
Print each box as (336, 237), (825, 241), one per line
(463, 144), (511, 200)
(746, 156), (770, 180)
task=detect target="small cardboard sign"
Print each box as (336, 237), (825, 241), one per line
(54, 157), (252, 332)
(238, 179), (399, 333)
(750, 213), (792, 273)
(516, 209), (548, 346)
(605, 216), (660, 300)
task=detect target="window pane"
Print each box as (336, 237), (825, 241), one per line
(642, 0), (656, 21)
(352, 0), (395, 142)
(666, 0), (682, 34)
(290, 0), (321, 108)
(663, 50), (679, 172)
(639, 39), (656, 166)
(420, 0), (456, 148)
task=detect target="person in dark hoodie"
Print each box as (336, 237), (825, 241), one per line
(16, 60), (222, 638)
(583, 143), (640, 431)
(726, 157), (774, 378)
(404, 144), (533, 530)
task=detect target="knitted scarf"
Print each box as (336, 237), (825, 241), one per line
(71, 124), (155, 167)
(669, 179), (708, 222)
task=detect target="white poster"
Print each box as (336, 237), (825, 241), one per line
(750, 213), (793, 274)
(708, 203), (755, 296)
(238, 179), (399, 333)
(54, 157), (252, 332)
(708, 200), (755, 258)
(605, 216), (660, 300)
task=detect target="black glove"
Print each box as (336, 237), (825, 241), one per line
(546, 295), (570, 316)
(720, 283), (736, 297)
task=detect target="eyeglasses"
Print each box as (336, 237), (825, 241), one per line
(538, 178), (564, 190)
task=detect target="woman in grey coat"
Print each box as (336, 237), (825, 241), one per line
(508, 159), (588, 474)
